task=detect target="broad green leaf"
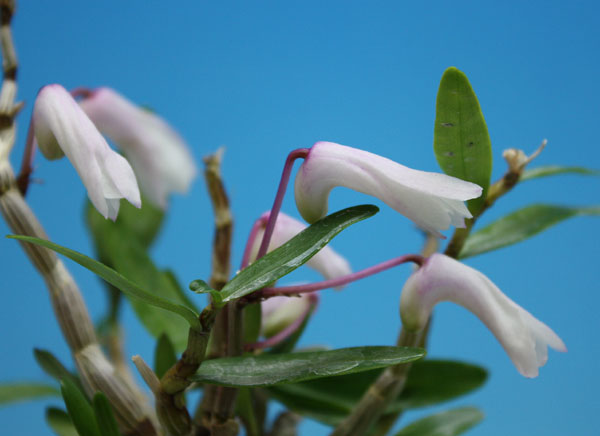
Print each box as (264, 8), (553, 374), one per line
(267, 360), (487, 426)
(86, 198), (164, 251)
(191, 346), (424, 387)
(394, 407), (484, 436)
(0, 382), (59, 405)
(60, 378), (101, 436)
(92, 392), (122, 436)
(219, 205), (378, 304)
(46, 407), (78, 436)
(33, 349), (82, 391)
(154, 334), (177, 379)
(521, 165), (599, 182)
(460, 204), (600, 258)
(434, 67), (492, 214)
(9, 235), (200, 331)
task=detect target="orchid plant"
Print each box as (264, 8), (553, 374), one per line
(0, 3), (597, 436)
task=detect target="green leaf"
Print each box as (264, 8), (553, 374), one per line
(189, 279), (223, 304)
(33, 349), (82, 391)
(460, 204), (600, 258)
(394, 407), (484, 436)
(521, 165), (600, 182)
(46, 407), (78, 436)
(191, 346), (424, 387)
(243, 303), (262, 345)
(60, 378), (101, 436)
(86, 197), (164, 251)
(219, 205), (378, 304)
(154, 334), (177, 379)
(236, 388), (260, 436)
(92, 392), (122, 436)
(267, 360), (487, 426)
(434, 67), (492, 214)
(0, 382), (59, 405)
(8, 235), (200, 331)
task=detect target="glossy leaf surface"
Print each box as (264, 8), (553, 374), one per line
(434, 67), (492, 214)
(192, 346), (424, 387)
(394, 407), (484, 436)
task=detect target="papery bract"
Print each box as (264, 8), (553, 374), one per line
(32, 84), (141, 220)
(400, 253), (566, 377)
(248, 211), (352, 284)
(79, 87), (197, 209)
(294, 141), (482, 237)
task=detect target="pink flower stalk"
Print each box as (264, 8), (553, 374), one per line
(400, 254), (567, 377)
(294, 141), (483, 237)
(244, 211), (352, 285)
(79, 87), (196, 209)
(32, 85), (140, 220)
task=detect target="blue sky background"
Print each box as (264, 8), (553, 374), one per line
(1, 1), (598, 435)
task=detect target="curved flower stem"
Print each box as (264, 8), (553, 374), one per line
(256, 148), (309, 259)
(245, 293), (319, 352)
(240, 214), (268, 269)
(255, 254), (424, 299)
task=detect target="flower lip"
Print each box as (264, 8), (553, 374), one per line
(294, 141), (483, 237)
(32, 84), (141, 220)
(79, 87), (197, 209)
(400, 253), (566, 378)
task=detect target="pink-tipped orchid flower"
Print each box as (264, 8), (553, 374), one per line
(32, 84), (140, 220)
(294, 141), (482, 237)
(79, 87), (196, 209)
(400, 253), (566, 377)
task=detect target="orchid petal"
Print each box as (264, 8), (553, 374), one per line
(400, 254), (566, 377)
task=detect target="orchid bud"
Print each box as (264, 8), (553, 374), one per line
(32, 85), (141, 220)
(79, 87), (197, 209)
(247, 211), (352, 284)
(400, 254), (566, 377)
(294, 141), (483, 237)
(261, 293), (317, 338)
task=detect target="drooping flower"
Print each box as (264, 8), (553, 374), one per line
(261, 293), (318, 338)
(400, 253), (566, 377)
(294, 141), (483, 237)
(79, 87), (197, 209)
(32, 84), (141, 220)
(246, 211), (352, 283)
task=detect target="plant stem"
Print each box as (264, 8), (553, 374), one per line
(0, 3), (158, 434)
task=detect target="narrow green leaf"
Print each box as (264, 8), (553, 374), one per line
(243, 303), (262, 345)
(394, 407), (484, 436)
(189, 279), (223, 304)
(92, 392), (122, 436)
(460, 204), (600, 258)
(8, 235), (200, 330)
(267, 360), (487, 426)
(220, 205), (378, 304)
(434, 67), (492, 214)
(60, 379), (101, 436)
(236, 388), (260, 436)
(0, 382), (59, 405)
(46, 407), (78, 436)
(191, 346), (424, 387)
(33, 349), (82, 391)
(521, 165), (600, 182)
(154, 334), (177, 379)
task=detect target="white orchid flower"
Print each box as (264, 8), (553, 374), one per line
(294, 141), (483, 237)
(247, 211), (352, 283)
(79, 87), (196, 209)
(261, 293), (317, 338)
(32, 84), (141, 220)
(400, 253), (567, 377)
